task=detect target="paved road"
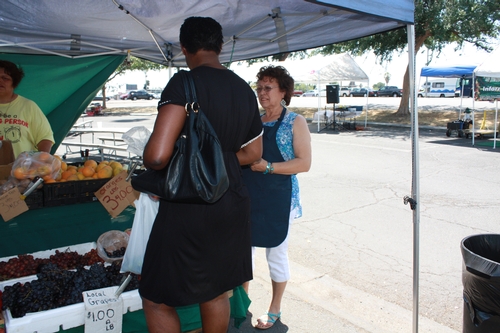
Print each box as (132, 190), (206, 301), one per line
(60, 109), (500, 332)
(102, 95), (496, 112)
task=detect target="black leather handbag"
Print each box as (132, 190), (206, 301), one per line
(131, 70), (229, 203)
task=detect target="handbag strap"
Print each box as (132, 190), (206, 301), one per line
(181, 70), (199, 112)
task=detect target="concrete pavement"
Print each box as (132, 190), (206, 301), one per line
(60, 110), (500, 333)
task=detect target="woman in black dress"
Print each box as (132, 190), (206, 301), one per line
(139, 17), (263, 333)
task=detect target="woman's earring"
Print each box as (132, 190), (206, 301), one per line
(280, 99), (287, 108)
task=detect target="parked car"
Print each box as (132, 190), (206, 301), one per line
(119, 92), (130, 100)
(293, 90), (303, 97)
(127, 90), (154, 100)
(92, 95), (110, 101)
(302, 89), (319, 97)
(374, 86), (403, 97)
(339, 87), (351, 97)
(349, 88), (375, 97)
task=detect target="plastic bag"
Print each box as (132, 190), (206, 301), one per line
(122, 126), (151, 157)
(97, 230), (130, 263)
(11, 151), (61, 180)
(120, 193), (159, 274)
(0, 151), (61, 195)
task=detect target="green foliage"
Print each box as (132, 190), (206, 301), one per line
(384, 72), (391, 85)
(373, 82), (386, 90)
(108, 56), (166, 82)
(295, 83), (315, 92)
(242, 50), (312, 66)
(313, 0), (499, 62)
(309, 0), (499, 115)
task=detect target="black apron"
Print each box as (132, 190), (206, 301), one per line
(242, 108), (292, 247)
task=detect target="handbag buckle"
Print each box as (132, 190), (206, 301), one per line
(185, 102), (200, 114)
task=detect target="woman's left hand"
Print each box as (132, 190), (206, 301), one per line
(250, 158), (266, 173)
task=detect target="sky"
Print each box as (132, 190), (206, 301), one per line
(107, 40), (500, 94)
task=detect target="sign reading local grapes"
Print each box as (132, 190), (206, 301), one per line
(83, 286), (123, 333)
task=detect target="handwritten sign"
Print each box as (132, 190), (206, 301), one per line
(83, 286), (123, 333)
(95, 171), (138, 218)
(0, 187), (28, 222)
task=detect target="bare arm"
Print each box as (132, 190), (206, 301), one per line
(143, 104), (186, 170)
(250, 115), (311, 175)
(236, 135), (263, 166)
(37, 139), (53, 153)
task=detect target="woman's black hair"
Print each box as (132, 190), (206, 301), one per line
(180, 17), (224, 55)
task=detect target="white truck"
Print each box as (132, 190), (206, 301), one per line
(418, 78), (458, 98)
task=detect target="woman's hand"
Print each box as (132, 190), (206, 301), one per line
(249, 158), (266, 173)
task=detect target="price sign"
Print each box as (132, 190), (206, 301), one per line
(0, 187), (28, 222)
(95, 170), (138, 218)
(83, 286), (123, 333)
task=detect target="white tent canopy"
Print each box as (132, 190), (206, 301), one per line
(472, 47), (500, 147)
(474, 47), (500, 78)
(299, 53), (371, 130)
(294, 53), (369, 83)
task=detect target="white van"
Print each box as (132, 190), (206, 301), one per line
(418, 78), (458, 98)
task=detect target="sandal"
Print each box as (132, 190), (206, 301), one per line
(255, 311), (281, 330)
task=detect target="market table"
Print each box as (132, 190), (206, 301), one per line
(0, 201), (250, 332)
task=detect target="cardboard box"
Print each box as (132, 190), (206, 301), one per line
(0, 141), (14, 181)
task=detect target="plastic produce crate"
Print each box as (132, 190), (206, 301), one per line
(43, 178), (111, 207)
(24, 189), (44, 210)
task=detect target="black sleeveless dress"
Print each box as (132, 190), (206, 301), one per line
(139, 66), (262, 307)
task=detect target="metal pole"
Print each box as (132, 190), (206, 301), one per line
(407, 23), (420, 333)
(472, 74), (476, 146)
(494, 100), (498, 149)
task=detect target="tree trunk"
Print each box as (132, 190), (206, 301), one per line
(101, 87), (107, 109)
(395, 33), (428, 117)
(396, 67), (411, 116)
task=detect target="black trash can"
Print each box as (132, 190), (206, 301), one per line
(461, 234), (500, 332)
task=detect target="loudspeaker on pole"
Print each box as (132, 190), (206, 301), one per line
(326, 85), (340, 104)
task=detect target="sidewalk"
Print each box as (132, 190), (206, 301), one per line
(227, 249), (459, 333)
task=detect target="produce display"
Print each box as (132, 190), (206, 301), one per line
(0, 249), (103, 281)
(2, 261), (139, 318)
(54, 159), (125, 183)
(0, 151), (125, 196)
(0, 245), (139, 319)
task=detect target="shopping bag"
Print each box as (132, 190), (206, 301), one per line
(120, 193), (159, 274)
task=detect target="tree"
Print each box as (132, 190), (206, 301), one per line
(373, 82), (385, 90)
(384, 72), (391, 86)
(313, 0), (500, 116)
(100, 56), (165, 108)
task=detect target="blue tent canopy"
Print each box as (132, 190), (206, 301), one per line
(0, 0), (414, 66)
(420, 65), (477, 78)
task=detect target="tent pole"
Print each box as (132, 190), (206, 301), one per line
(365, 79), (369, 128)
(494, 100), (498, 149)
(472, 74), (476, 146)
(407, 23), (420, 333)
(459, 77), (465, 119)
